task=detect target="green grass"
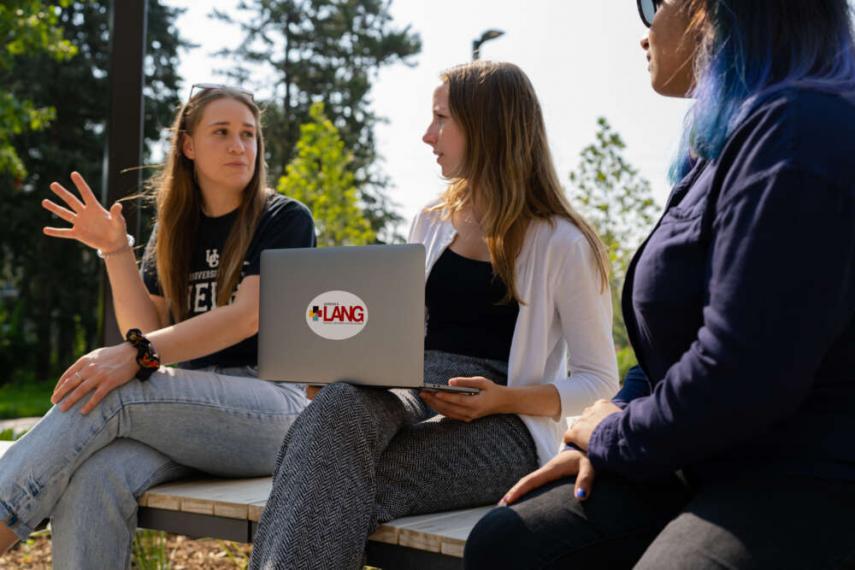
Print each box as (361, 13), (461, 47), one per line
(132, 530), (169, 569)
(0, 381), (53, 420)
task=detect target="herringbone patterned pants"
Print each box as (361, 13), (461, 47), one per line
(250, 350), (538, 570)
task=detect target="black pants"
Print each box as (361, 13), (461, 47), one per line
(464, 469), (855, 569)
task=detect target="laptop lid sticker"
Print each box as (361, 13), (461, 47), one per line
(306, 290), (368, 340)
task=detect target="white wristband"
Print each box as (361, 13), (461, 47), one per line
(97, 234), (135, 259)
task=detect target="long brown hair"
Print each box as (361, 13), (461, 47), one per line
(147, 87), (268, 321)
(434, 61), (609, 303)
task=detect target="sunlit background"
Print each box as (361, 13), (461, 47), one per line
(168, 0), (694, 232)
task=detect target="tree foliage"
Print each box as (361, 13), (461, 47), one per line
(568, 117), (659, 376)
(0, 0), (77, 180)
(279, 101), (374, 247)
(0, 0), (185, 384)
(212, 0), (421, 240)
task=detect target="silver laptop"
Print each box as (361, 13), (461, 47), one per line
(258, 244), (477, 393)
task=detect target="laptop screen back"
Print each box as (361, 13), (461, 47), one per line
(258, 244), (425, 388)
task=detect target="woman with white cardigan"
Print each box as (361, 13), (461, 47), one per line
(249, 61), (619, 570)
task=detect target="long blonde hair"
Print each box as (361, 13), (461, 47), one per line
(147, 87), (268, 321)
(434, 61), (609, 303)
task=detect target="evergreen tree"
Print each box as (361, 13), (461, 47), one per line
(279, 102), (374, 247)
(0, 0), (185, 383)
(568, 117), (659, 377)
(213, 0), (421, 240)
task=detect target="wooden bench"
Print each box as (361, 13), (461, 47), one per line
(0, 440), (485, 569)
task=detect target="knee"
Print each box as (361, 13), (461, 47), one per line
(315, 382), (359, 404)
(464, 507), (532, 570)
(635, 516), (736, 570)
(315, 382), (359, 402)
(310, 382), (369, 420)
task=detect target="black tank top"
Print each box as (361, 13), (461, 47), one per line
(424, 248), (519, 362)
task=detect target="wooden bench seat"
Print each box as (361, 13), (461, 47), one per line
(0, 440), (485, 568)
(137, 475), (488, 567)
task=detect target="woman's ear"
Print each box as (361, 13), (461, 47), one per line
(182, 133), (195, 160)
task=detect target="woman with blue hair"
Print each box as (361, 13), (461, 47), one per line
(464, 1), (855, 568)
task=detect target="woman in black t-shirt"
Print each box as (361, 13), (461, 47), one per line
(0, 85), (314, 565)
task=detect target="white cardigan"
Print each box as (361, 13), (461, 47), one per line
(409, 204), (619, 466)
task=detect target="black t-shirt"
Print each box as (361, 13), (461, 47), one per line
(424, 248), (519, 362)
(141, 192), (316, 369)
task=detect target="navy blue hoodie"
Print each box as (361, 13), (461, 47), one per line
(591, 86), (855, 483)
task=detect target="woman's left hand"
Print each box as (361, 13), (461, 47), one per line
(51, 343), (140, 415)
(564, 399), (622, 450)
(500, 449), (596, 506)
(419, 376), (507, 422)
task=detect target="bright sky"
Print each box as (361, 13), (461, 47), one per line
(168, 0), (693, 233)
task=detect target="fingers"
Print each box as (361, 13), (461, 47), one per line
(57, 373), (100, 413)
(56, 357), (87, 389)
(80, 382), (117, 415)
(422, 397), (471, 419)
(42, 227), (76, 239)
(502, 455), (578, 506)
(573, 456), (597, 501)
(70, 171), (99, 206)
(52, 370), (82, 404)
(501, 468), (552, 506)
(41, 199), (77, 224)
(52, 359), (89, 405)
(49, 182), (85, 213)
(419, 391), (477, 421)
(52, 372), (79, 404)
(448, 376), (489, 389)
(109, 201), (125, 223)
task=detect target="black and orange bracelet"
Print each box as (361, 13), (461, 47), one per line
(125, 328), (161, 381)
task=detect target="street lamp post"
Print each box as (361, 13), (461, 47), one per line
(472, 29), (505, 61)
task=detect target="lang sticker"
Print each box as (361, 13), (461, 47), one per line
(306, 290), (368, 340)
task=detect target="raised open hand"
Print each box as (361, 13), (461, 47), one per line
(42, 171), (128, 253)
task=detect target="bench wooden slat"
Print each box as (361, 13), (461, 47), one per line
(389, 507), (492, 555)
(0, 439), (491, 559)
(140, 477), (272, 521)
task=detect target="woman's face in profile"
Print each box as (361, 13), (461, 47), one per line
(641, 0), (700, 97)
(422, 82), (466, 178)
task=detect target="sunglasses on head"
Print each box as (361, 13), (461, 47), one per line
(188, 83), (255, 101)
(637, 0), (663, 27)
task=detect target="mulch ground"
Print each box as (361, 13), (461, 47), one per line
(0, 532), (253, 569)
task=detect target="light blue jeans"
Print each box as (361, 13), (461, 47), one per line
(0, 365), (307, 569)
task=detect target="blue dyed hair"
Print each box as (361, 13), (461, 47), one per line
(671, 0), (855, 181)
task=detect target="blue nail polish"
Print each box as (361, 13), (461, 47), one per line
(575, 488), (586, 499)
